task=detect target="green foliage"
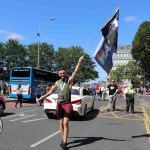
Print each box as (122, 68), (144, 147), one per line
(4, 39), (27, 67)
(132, 21), (150, 78)
(55, 46), (98, 83)
(109, 61), (142, 84)
(27, 43), (38, 67)
(27, 42), (55, 71)
(0, 42), (6, 64)
(109, 65), (125, 82)
(0, 40), (98, 83)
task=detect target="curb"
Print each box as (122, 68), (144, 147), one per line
(4, 97), (17, 102)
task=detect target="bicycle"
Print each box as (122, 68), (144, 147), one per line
(0, 117), (3, 134)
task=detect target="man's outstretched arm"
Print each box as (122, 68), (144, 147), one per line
(37, 85), (57, 101)
(69, 54), (85, 82)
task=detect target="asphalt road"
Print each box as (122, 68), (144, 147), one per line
(0, 95), (150, 150)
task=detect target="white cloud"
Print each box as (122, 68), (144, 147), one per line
(7, 32), (25, 40)
(0, 29), (25, 40)
(124, 16), (138, 22)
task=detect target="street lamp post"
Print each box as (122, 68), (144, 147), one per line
(37, 17), (55, 69)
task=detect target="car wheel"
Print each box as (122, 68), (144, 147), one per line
(45, 112), (54, 119)
(0, 103), (4, 115)
(0, 118), (3, 134)
(83, 105), (87, 116)
(91, 101), (94, 111)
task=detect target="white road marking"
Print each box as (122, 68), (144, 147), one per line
(19, 114), (25, 117)
(10, 114), (36, 121)
(22, 117), (47, 123)
(30, 130), (60, 148)
(3, 109), (38, 119)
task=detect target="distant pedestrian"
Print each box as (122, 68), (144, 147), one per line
(101, 84), (106, 101)
(83, 85), (90, 95)
(91, 84), (96, 100)
(37, 55), (85, 150)
(124, 84), (136, 114)
(95, 84), (101, 101)
(86, 84), (91, 94)
(107, 80), (118, 111)
(36, 85), (42, 106)
(15, 84), (23, 107)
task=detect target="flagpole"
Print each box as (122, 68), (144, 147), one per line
(85, 30), (101, 53)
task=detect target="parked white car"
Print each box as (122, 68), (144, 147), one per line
(43, 86), (94, 119)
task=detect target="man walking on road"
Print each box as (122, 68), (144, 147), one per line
(107, 79), (118, 111)
(37, 55), (85, 150)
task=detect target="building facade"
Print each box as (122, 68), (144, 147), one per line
(112, 45), (134, 70)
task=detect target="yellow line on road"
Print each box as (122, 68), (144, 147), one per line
(99, 106), (104, 110)
(133, 113), (144, 120)
(100, 106), (106, 112)
(110, 112), (120, 118)
(141, 106), (150, 142)
(116, 105), (124, 110)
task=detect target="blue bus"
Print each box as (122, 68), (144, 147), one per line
(9, 67), (60, 100)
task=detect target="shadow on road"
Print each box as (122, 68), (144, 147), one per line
(132, 134), (150, 138)
(1, 112), (15, 117)
(67, 136), (126, 149)
(134, 111), (143, 114)
(71, 109), (99, 121)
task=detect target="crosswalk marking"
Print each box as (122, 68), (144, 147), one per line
(22, 117), (47, 123)
(3, 109), (38, 119)
(30, 130), (60, 148)
(10, 114), (36, 121)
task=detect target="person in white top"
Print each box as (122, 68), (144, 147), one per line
(15, 84), (23, 107)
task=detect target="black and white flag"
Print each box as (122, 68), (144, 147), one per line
(101, 8), (119, 52)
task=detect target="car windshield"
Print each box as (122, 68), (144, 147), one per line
(71, 89), (80, 95)
(52, 89), (80, 95)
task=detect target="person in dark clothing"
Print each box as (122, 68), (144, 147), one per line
(107, 80), (118, 111)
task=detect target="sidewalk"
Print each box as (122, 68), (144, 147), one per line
(4, 96), (17, 102)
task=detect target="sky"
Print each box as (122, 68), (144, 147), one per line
(0, 0), (150, 81)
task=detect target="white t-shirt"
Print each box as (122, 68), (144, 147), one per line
(16, 88), (23, 95)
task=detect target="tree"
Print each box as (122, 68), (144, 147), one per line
(109, 65), (125, 82)
(109, 61), (142, 85)
(5, 39), (27, 67)
(132, 21), (150, 80)
(0, 42), (6, 66)
(27, 42), (55, 71)
(55, 46), (98, 83)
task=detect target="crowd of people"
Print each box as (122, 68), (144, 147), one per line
(82, 80), (139, 114)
